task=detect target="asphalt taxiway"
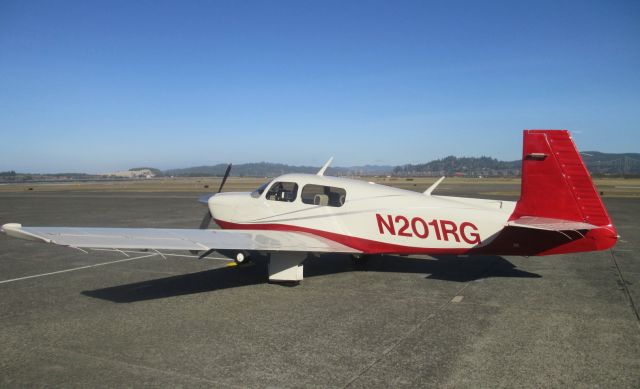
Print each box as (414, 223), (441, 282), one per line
(0, 190), (638, 387)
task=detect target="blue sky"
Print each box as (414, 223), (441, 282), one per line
(0, 0), (638, 173)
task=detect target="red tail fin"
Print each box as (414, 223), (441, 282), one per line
(512, 129), (613, 229)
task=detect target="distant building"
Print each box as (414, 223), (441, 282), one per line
(103, 169), (155, 179)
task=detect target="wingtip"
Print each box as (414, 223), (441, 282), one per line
(1, 223), (22, 233)
(1, 223), (51, 243)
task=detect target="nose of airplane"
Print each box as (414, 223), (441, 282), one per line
(207, 192), (247, 222)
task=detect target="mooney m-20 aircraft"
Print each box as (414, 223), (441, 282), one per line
(2, 130), (618, 283)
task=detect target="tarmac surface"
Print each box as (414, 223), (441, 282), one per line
(0, 189), (639, 387)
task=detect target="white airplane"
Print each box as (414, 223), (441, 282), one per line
(1, 130), (618, 283)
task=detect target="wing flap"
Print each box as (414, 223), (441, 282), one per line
(1, 223), (360, 253)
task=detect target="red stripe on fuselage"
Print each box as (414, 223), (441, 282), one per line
(214, 219), (616, 256)
(214, 218), (471, 255)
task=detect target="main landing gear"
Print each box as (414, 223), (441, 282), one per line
(350, 253), (371, 267)
(267, 252), (306, 285)
(215, 250), (306, 285)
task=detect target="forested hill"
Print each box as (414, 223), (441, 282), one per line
(163, 163), (394, 177)
(392, 152), (640, 177)
(581, 151), (640, 175)
(165, 163), (317, 177)
(165, 152), (640, 177)
(2, 152), (638, 182)
(393, 156), (520, 176)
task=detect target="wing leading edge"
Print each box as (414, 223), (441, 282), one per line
(1, 223), (361, 253)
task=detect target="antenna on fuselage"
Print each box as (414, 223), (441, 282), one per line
(317, 157), (334, 176)
(423, 176), (445, 196)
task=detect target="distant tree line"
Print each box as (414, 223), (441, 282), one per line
(581, 152), (640, 176)
(3, 151), (639, 182)
(392, 152), (640, 177)
(164, 163), (355, 177)
(394, 156), (521, 177)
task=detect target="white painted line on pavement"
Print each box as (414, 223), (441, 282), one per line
(0, 253), (158, 285)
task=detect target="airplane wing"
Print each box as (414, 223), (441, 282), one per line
(506, 216), (598, 231)
(1, 223), (361, 253)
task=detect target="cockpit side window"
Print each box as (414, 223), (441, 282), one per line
(251, 180), (272, 198)
(301, 184), (346, 207)
(265, 181), (298, 202)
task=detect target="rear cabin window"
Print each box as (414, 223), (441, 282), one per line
(265, 181), (298, 202)
(301, 184), (346, 207)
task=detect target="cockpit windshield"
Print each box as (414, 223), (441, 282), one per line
(250, 181), (272, 198)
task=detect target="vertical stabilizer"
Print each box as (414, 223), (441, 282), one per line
(512, 130), (613, 228)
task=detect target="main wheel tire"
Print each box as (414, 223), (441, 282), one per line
(234, 252), (250, 265)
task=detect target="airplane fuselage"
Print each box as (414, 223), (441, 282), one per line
(209, 174), (516, 255)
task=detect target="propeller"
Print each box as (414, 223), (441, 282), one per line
(198, 163), (232, 230)
(191, 163), (232, 256)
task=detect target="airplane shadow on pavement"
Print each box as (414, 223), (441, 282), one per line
(82, 254), (540, 303)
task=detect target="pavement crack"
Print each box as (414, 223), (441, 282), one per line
(42, 346), (232, 387)
(342, 256), (499, 388)
(609, 249), (640, 328)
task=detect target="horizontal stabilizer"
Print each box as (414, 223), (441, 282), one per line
(507, 216), (598, 231)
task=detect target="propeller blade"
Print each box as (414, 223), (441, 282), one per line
(197, 164), (231, 232)
(193, 164), (231, 252)
(217, 163), (232, 193)
(191, 211), (212, 253)
(199, 211), (212, 230)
